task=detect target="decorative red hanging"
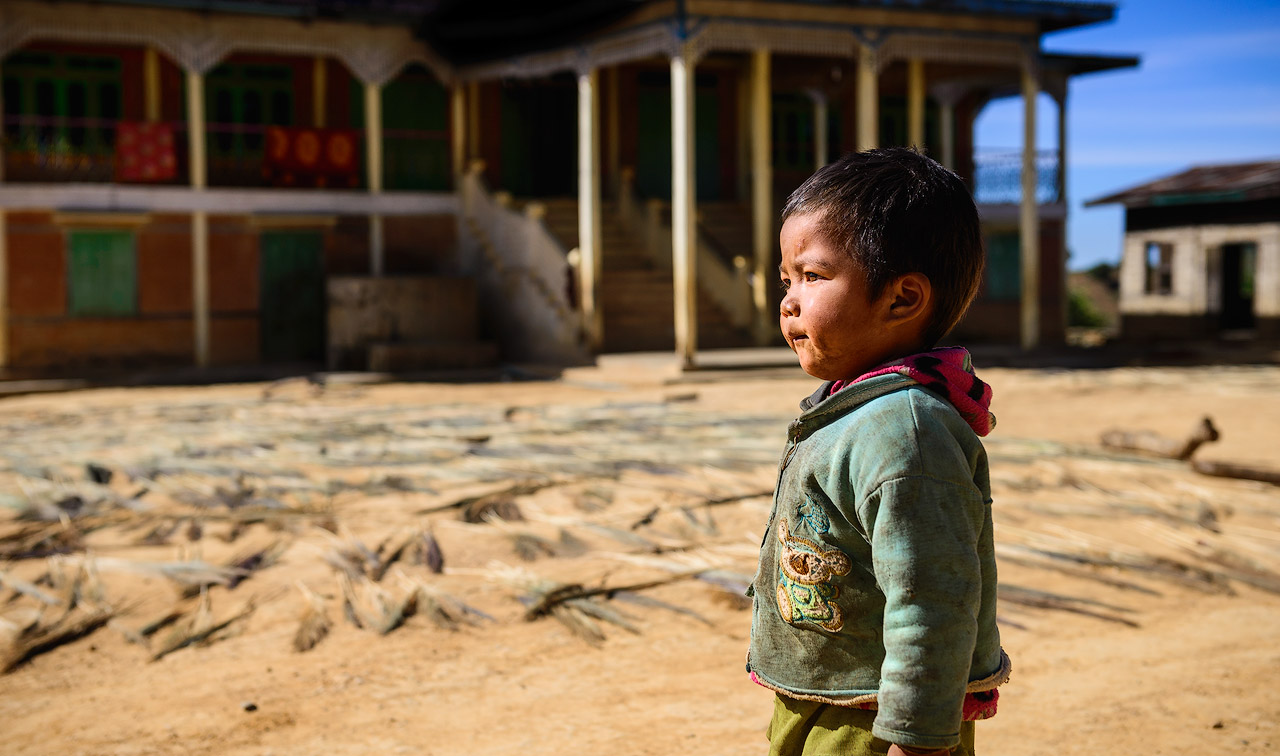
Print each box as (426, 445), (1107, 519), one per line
(264, 126), (360, 187)
(115, 121), (178, 182)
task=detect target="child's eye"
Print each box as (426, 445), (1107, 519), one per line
(804, 272), (820, 282)
(779, 278), (791, 291)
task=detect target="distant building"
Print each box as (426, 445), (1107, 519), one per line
(1087, 160), (1280, 341)
(0, 0), (1136, 375)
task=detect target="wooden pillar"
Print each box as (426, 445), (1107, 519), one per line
(671, 49), (697, 368)
(606, 66), (621, 194)
(364, 82), (384, 276)
(1020, 61), (1040, 351)
(856, 44), (878, 152)
(812, 91), (828, 172)
(451, 83), (466, 185)
(144, 48), (161, 122)
(750, 49), (773, 345)
(313, 57), (327, 128)
(907, 58), (925, 150)
(577, 68), (603, 349)
(186, 69), (210, 367)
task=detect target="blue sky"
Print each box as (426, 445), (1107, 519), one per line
(975, 0), (1280, 270)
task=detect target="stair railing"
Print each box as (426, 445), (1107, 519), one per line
(458, 161), (589, 364)
(614, 168), (752, 330)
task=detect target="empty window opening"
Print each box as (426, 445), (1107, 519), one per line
(1144, 242), (1173, 295)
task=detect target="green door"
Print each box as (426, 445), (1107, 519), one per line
(984, 232), (1021, 301)
(634, 74), (721, 200)
(68, 230), (136, 315)
(260, 230), (325, 362)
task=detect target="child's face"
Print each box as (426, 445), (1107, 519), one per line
(778, 212), (898, 381)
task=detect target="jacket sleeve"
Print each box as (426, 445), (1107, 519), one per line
(860, 473), (986, 750)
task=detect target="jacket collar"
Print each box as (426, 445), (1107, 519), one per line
(789, 373), (918, 440)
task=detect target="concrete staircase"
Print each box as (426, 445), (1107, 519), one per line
(536, 198), (753, 353)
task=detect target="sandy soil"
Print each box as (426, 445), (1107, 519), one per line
(1, 359), (1278, 756)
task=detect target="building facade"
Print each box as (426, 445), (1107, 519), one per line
(1088, 160), (1280, 341)
(0, 0), (1136, 375)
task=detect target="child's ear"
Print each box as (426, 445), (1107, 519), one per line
(884, 273), (932, 327)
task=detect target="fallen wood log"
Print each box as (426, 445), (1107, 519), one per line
(1100, 416), (1219, 461)
(522, 572), (703, 620)
(1191, 459), (1280, 487)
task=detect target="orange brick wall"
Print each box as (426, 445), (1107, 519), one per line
(5, 213), (458, 371)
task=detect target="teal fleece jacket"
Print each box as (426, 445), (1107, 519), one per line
(747, 373), (1009, 750)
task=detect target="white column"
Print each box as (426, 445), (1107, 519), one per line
(750, 49), (773, 345)
(186, 69), (210, 367)
(856, 44), (878, 152)
(811, 91), (829, 172)
(451, 83), (466, 185)
(364, 82), (384, 276)
(1019, 61), (1041, 350)
(671, 49), (697, 368)
(577, 68), (603, 350)
(907, 58), (925, 150)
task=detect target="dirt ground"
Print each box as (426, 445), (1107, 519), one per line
(1, 358), (1278, 756)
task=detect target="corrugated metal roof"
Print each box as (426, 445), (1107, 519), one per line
(1086, 160), (1280, 208)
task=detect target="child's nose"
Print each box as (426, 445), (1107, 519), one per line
(780, 290), (799, 317)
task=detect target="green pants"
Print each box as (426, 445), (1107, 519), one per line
(766, 695), (976, 756)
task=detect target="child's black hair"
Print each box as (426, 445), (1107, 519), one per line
(781, 147), (985, 347)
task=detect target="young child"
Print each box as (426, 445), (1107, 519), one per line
(746, 148), (1009, 756)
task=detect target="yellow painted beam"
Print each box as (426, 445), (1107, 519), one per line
(907, 58), (925, 149)
(856, 44), (878, 152)
(750, 49), (773, 346)
(313, 57), (327, 128)
(1020, 62), (1040, 351)
(144, 47), (161, 122)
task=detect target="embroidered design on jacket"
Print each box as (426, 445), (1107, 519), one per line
(796, 495), (830, 535)
(775, 517), (852, 632)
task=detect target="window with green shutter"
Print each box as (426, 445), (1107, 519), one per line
(67, 230), (136, 316)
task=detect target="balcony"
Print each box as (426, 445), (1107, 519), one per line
(974, 149), (1061, 205)
(1, 115), (449, 192)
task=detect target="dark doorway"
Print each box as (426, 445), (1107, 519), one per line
(1220, 242), (1256, 330)
(499, 78), (577, 197)
(260, 229), (325, 362)
(634, 71), (722, 201)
